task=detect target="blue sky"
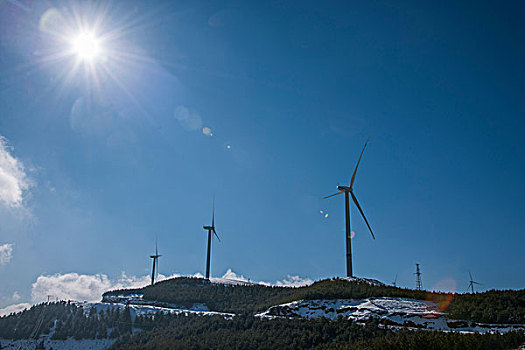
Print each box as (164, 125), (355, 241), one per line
(0, 0), (524, 310)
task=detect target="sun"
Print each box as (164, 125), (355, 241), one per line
(72, 32), (101, 61)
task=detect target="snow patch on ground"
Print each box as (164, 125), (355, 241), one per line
(76, 300), (234, 320)
(256, 297), (525, 334)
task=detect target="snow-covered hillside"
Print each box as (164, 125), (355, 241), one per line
(256, 297), (525, 334)
(82, 299), (235, 320)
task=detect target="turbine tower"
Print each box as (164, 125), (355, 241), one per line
(415, 263), (422, 290)
(467, 271), (482, 293)
(324, 139), (375, 277)
(203, 197), (221, 279)
(150, 240), (161, 286)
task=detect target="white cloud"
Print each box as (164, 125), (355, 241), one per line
(12, 291), (21, 301)
(221, 268), (249, 282)
(28, 270), (313, 304)
(0, 269), (313, 317)
(31, 273), (112, 303)
(274, 275), (313, 287)
(218, 269), (312, 287)
(174, 105), (202, 131)
(30, 272), (181, 303)
(0, 243), (13, 265)
(0, 137), (30, 207)
(0, 302), (31, 316)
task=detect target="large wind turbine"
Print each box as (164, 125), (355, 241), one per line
(467, 271), (482, 293)
(324, 140), (375, 277)
(150, 240), (161, 286)
(203, 198), (221, 279)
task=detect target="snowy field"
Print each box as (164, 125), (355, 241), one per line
(256, 297), (525, 334)
(87, 301), (235, 319)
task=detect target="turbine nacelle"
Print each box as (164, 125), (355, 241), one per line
(337, 185), (352, 192)
(203, 225), (213, 230)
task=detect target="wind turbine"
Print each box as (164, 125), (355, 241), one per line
(392, 273), (398, 287)
(324, 139), (375, 277)
(203, 197), (221, 279)
(467, 271), (482, 293)
(150, 239), (161, 286)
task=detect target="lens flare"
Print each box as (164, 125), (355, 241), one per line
(348, 231), (355, 239)
(202, 127), (212, 136)
(423, 278), (457, 317)
(424, 293), (455, 317)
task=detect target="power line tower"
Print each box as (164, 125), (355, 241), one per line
(415, 263), (422, 290)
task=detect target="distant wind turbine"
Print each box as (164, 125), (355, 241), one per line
(467, 271), (482, 293)
(392, 273), (398, 287)
(203, 197), (221, 279)
(324, 139), (375, 277)
(150, 239), (161, 286)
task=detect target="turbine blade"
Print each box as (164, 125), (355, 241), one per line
(473, 282), (482, 285)
(350, 191), (375, 239)
(350, 139), (369, 189)
(323, 191), (343, 199)
(469, 271), (473, 281)
(212, 196), (215, 228)
(213, 229), (221, 242)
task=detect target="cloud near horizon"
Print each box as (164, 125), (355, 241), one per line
(0, 302), (32, 317)
(0, 136), (30, 208)
(274, 275), (314, 287)
(0, 269), (313, 316)
(29, 269), (313, 303)
(30, 272), (182, 303)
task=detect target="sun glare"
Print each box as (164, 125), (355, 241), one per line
(72, 32), (101, 61)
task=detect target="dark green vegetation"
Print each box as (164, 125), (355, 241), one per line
(447, 290), (525, 324)
(0, 302), (132, 340)
(110, 314), (525, 350)
(0, 278), (523, 350)
(104, 277), (525, 324)
(1, 285), (524, 350)
(319, 329), (525, 350)
(105, 277), (294, 315)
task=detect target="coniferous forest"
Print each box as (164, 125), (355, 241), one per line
(2, 304), (523, 350)
(111, 314), (525, 350)
(104, 277), (525, 324)
(0, 278), (524, 349)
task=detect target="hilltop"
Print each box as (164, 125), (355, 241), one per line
(102, 276), (525, 324)
(1, 277), (524, 350)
